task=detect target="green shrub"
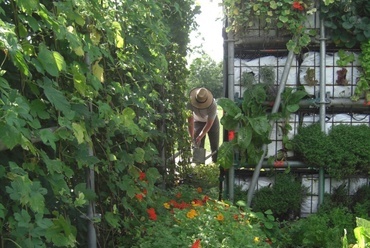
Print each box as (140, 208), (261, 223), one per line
(251, 173), (308, 221)
(280, 207), (356, 248)
(292, 123), (370, 179)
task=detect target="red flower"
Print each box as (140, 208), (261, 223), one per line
(175, 192), (182, 198)
(292, 1), (304, 11)
(147, 208), (157, 220)
(139, 171), (146, 181)
(192, 199), (203, 206)
(135, 193), (144, 201)
(142, 188), (147, 195)
(191, 239), (201, 248)
(202, 195), (210, 203)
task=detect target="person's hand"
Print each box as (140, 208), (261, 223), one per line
(195, 135), (202, 146)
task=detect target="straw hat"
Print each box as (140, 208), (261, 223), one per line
(189, 87), (213, 109)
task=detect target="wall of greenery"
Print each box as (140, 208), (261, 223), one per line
(0, 0), (198, 246)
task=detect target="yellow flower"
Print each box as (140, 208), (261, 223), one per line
(254, 237), (260, 243)
(163, 202), (170, 209)
(216, 213), (224, 221)
(186, 209), (198, 219)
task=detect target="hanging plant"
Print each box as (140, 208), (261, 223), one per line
(320, 0), (370, 48)
(223, 0), (318, 53)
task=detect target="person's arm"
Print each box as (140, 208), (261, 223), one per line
(188, 115), (194, 140)
(195, 117), (215, 145)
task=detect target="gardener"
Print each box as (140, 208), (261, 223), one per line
(187, 87), (220, 163)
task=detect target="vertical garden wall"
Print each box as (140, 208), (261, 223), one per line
(0, 0), (198, 247)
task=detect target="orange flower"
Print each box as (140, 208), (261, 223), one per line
(292, 1), (304, 11)
(192, 199), (203, 207)
(197, 187), (202, 193)
(135, 193), (144, 201)
(191, 239), (201, 248)
(186, 209), (198, 219)
(216, 213), (224, 221)
(147, 208), (157, 221)
(142, 188), (147, 195)
(163, 202), (170, 209)
(139, 171), (146, 181)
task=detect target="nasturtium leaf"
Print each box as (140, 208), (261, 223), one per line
(92, 61), (104, 83)
(270, 1), (277, 9)
(279, 15), (288, 23)
(134, 147), (145, 163)
(146, 167), (161, 183)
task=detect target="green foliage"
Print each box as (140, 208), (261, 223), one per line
(0, 0), (198, 246)
(251, 173), (308, 221)
(352, 40), (370, 102)
(281, 207), (355, 248)
(217, 82), (306, 168)
(350, 217), (370, 247)
(292, 124), (370, 179)
(217, 84), (272, 168)
(178, 163), (221, 192)
(187, 54), (223, 98)
(320, 0), (370, 48)
(223, 0), (317, 53)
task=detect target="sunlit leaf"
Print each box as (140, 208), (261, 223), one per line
(92, 61), (104, 83)
(72, 122), (85, 144)
(17, 0), (39, 14)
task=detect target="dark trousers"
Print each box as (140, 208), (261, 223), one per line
(194, 116), (220, 162)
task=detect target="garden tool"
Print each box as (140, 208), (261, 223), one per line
(192, 144), (206, 164)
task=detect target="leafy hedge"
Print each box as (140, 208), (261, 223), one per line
(292, 123), (370, 179)
(0, 0), (198, 247)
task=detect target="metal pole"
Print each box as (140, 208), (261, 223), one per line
(318, 6), (327, 207)
(227, 29), (235, 202)
(246, 47), (296, 207)
(85, 54), (97, 248)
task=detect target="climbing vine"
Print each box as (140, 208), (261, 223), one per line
(0, 0), (197, 247)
